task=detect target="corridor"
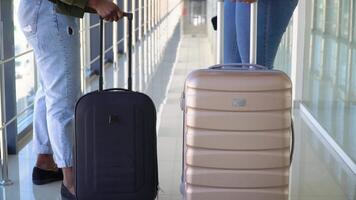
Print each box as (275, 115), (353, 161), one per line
(0, 0), (355, 199)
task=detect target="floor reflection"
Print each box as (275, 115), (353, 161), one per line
(182, 0), (207, 35)
(293, 112), (356, 200)
(145, 24), (181, 115)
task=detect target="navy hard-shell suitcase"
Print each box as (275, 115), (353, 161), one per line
(74, 13), (158, 200)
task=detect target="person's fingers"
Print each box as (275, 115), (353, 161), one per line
(119, 8), (124, 18)
(111, 11), (118, 21)
(112, 12), (119, 21)
(102, 10), (111, 19)
(96, 2), (124, 22)
(109, 8), (120, 21)
(104, 13), (111, 21)
(108, 15), (114, 22)
(117, 10), (123, 20)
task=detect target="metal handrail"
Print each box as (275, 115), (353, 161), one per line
(117, 38), (124, 46)
(88, 37), (126, 66)
(80, 22), (100, 33)
(0, 34), (126, 70)
(0, 101), (35, 186)
(0, 102), (35, 131)
(0, 6), (181, 122)
(0, 49), (33, 65)
(105, 46), (113, 54)
(0, 3), (170, 66)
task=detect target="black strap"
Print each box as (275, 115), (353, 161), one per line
(211, 16), (217, 31)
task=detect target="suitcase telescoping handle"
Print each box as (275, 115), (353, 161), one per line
(99, 12), (134, 91)
(212, 2), (264, 70)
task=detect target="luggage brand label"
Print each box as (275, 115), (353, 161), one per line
(109, 114), (120, 124)
(232, 98), (247, 108)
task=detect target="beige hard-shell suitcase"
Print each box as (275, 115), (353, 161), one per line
(181, 67), (293, 200)
(181, 2), (294, 200)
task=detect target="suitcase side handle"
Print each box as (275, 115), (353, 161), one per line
(209, 63), (267, 70)
(290, 119), (295, 166)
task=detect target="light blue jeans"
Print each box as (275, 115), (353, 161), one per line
(18, 0), (81, 168)
(224, 0), (298, 68)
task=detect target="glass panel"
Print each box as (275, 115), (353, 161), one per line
(303, 0), (355, 163)
(323, 38), (338, 83)
(353, 0), (356, 40)
(340, 0), (350, 39)
(13, 0), (36, 133)
(351, 50), (356, 101)
(275, 22), (293, 75)
(325, 0), (339, 34)
(337, 43), (349, 100)
(311, 35), (324, 78)
(15, 53), (35, 132)
(314, 0), (325, 31)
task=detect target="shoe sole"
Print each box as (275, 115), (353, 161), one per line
(33, 178), (63, 185)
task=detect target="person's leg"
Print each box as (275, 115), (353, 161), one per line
(257, 0), (298, 68)
(224, 0), (242, 63)
(34, 0), (81, 194)
(235, 0), (298, 68)
(32, 77), (66, 185)
(17, 0), (62, 184)
(234, 3), (251, 64)
(33, 81), (56, 168)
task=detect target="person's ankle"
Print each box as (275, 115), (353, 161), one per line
(63, 181), (75, 195)
(36, 154), (57, 171)
(62, 167), (75, 195)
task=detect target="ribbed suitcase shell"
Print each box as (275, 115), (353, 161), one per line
(182, 68), (292, 200)
(75, 91), (158, 200)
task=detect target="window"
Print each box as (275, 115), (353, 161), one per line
(323, 38), (338, 82)
(337, 43), (349, 100)
(313, 0), (325, 31)
(340, 0), (350, 39)
(13, 0), (36, 133)
(351, 50), (356, 101)
(274, 22), (293, 75)
(303, 0), (356, 163)
(325, 0), (339, 34)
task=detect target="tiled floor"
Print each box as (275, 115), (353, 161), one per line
(156, 33), (215, 200)
(1, 1), (355, 199)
